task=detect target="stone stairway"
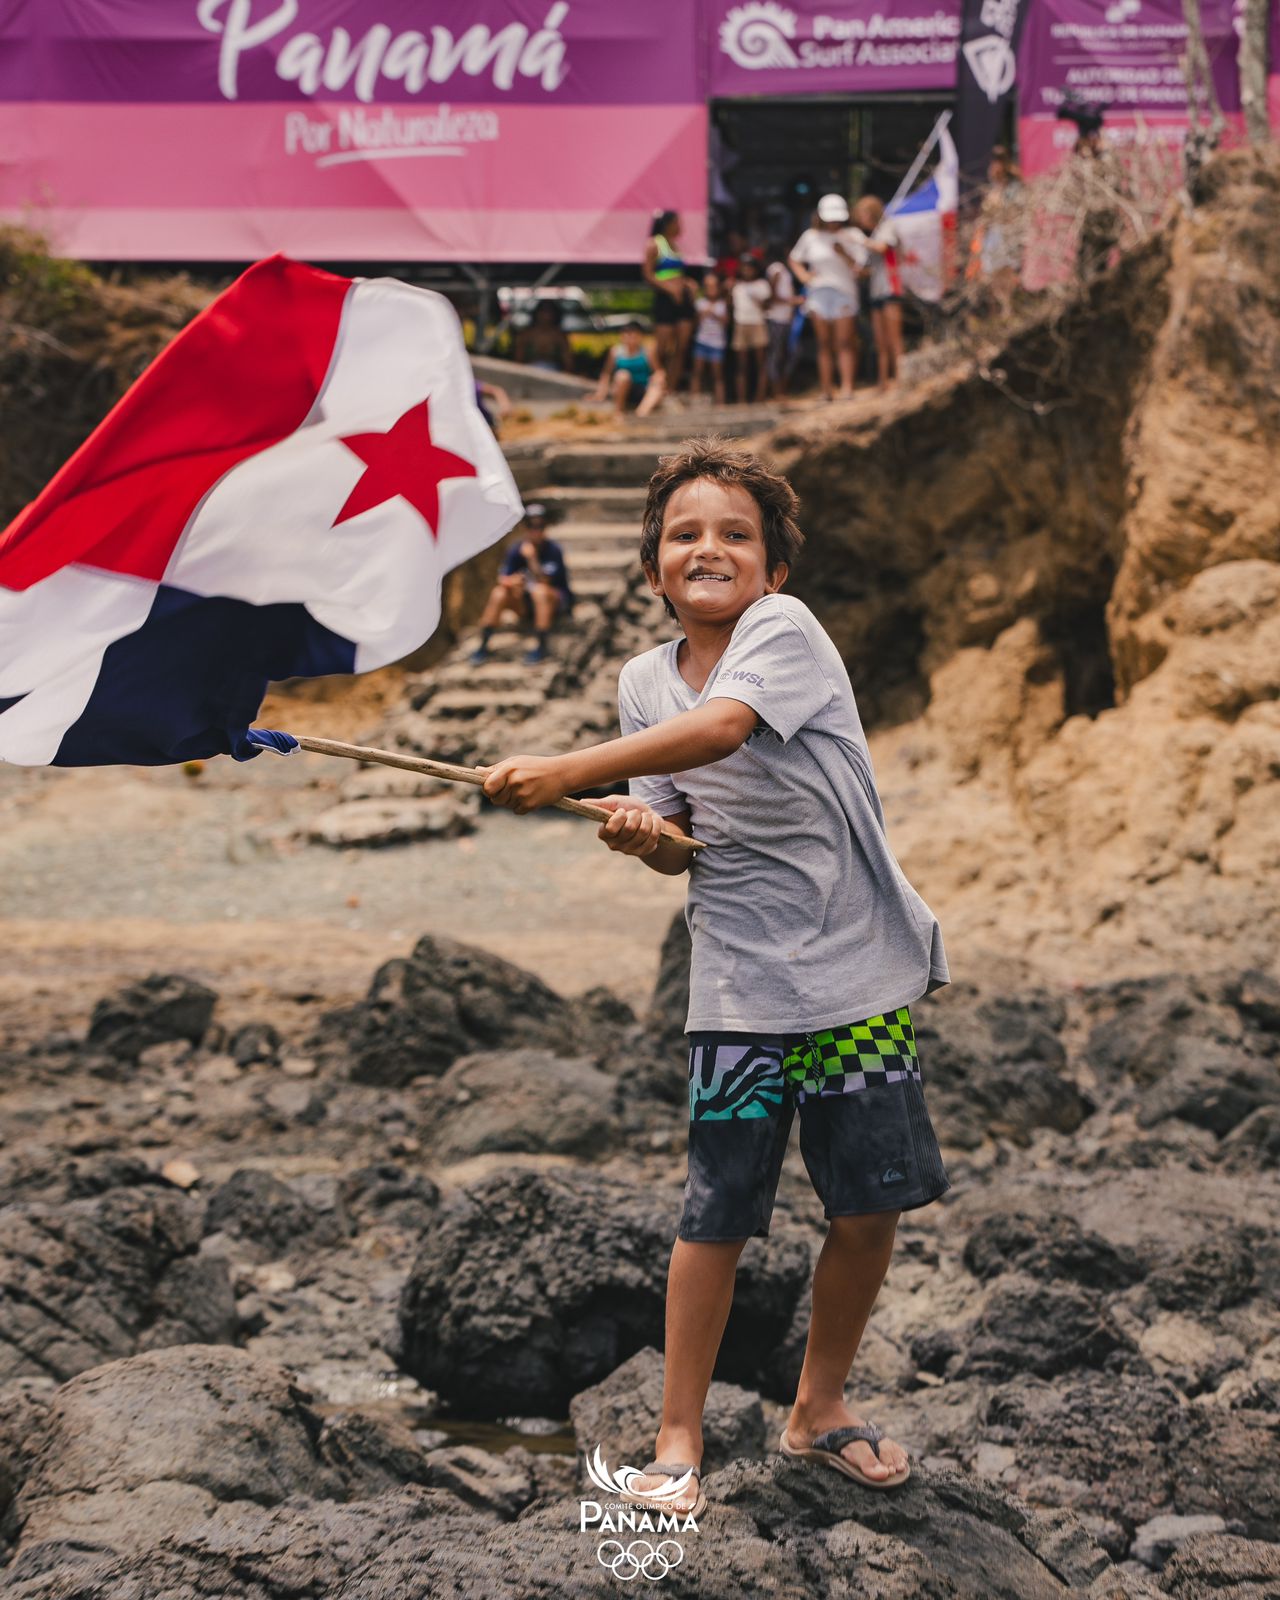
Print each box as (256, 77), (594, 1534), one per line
(307, 405), (781, 846)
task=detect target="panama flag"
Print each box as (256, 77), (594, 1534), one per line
(0, 255), (522, 766)
(889, 124), (960, 304)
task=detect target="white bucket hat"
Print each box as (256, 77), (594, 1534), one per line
(816, 193), (850, 223)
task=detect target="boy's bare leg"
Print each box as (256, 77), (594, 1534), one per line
(630, 1236), (747, 1510)
(784, 1210), (908, 1481)
(636, 370), (667, 418)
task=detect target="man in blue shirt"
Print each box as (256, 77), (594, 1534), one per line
(470, 503), (574, 665)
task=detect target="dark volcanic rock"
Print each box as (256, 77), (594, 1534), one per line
(1145, 1227), (1258, 1311)
(963, 1212), (1142, 1291)
(396, 1168), (810, 1412)
(1158, 1531), (1280, 1596)
(229, 1021), (281, 1067)
(1225, 969), (1280, 1036)
(568, 1346), (766, 1482)
(1, 1459), (1146, 1600)
(422, 1049), (624, 1162)
(647, 910), (691, 1054)
(1136, 1044), (1280, 1138)
(1083, 975), (1238, 1088)
(11, 1346), (345, 1558)
(1220, 1105), (1280, 1170)
(340, 1163), (440, 1231)
(204, 1169), (352, 1257)
(958, 1277), (1134, 1380)
(913, 983), (1088, 1148)
(86, 973), (218, 1061)
(318, 933), (582, 1087)
(0, 1187), (235, 1382)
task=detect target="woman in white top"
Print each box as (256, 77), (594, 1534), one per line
(788, 193), (867, 401)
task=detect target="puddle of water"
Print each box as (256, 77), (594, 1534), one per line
(316, 1386), (576, 1457)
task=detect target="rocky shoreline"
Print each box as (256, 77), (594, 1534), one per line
(2, 923), (1277, 1597)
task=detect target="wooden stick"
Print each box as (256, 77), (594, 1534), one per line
(294, 734), (706, 852)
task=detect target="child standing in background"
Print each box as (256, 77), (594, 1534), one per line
(854, 196), (904, 390)
(730, 257), (772, 404)
(691, 272), (729, 405)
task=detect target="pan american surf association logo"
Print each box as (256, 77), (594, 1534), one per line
(579, 1444), (699, 1582)
(718, 1), (958, 74)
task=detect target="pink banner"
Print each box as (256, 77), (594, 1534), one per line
(0, 2), (707, 263)
(0, 102), (707, 262)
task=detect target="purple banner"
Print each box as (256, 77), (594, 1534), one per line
(0, 0), (702, 105)
(1017, 0), (1243, 122)
(705, 0), (962, 96)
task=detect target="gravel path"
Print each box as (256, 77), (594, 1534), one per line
(0, 751), (686, 1039)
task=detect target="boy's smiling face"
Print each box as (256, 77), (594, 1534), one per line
(646, 477), (787, 627)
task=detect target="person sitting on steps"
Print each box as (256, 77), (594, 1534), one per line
(470, 503), (574, 666)
(592, 322), (668, 418)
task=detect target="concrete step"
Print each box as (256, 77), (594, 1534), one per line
(623, 404), (782, 439)
(430, 689), (547, 718)
(571, 572), (630, 601)
(551, 521), (640, 550)
(539, 486), (646, 523)
(543, 441), (664, 486)
(568, 546), (636, 577)
(436, 659), (553, 689)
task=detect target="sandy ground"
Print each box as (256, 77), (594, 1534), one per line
(0, 743), (687, 1044)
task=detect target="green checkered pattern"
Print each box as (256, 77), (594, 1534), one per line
(782, 1007), (919, 1099)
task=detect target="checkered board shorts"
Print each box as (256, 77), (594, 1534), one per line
(781, 1008), (921, 1100)
(680, 1004), (949, 1236)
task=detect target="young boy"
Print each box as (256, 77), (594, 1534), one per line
(481, 440), (950, 1513)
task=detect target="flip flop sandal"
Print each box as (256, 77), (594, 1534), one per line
(619, 1459), (707, 1518)
(778, 1422), (910, 1490)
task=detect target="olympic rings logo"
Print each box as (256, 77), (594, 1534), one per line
(597, 1539), (685, 1581)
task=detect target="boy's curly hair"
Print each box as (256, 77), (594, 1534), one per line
(639, 438), (804, 619)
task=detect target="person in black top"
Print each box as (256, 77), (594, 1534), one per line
(470, 503), (574, 665)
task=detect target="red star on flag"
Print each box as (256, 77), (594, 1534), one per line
(335, 398), (477, 536)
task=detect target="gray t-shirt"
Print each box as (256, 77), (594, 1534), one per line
(618, 593), (949, 1034)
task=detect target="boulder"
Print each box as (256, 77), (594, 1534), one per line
(1136, 1045), (1280, 1138)
(340, 1163), (440, 1232)
(229, 1022), (281, 1067)
(568, 1346), (766, 1483)
(1145, 1227), (1257, 1311)
(317, 933), (582, 1087)
(0, 1187), (235, 1382)
(646, 911), (691, 1054)
(421, 1049), (623, 1162)
(913, 983), (1088, 1149)
(1159, 1531), (1280, 1597)
(962, 1211), (1142, 1291)
(1082, 975), (1241, 1088)
(416, 1445), (539, 1519)
(11, 1346), (345, 1555)
(86, 973), (218, 1061)
(396, 1168), (810, 1413)
(1220, 1105), (1280, 1171)
(203, 1169), (352, 1258)
(1225, 970), (1280, 1036)
(957, 1278), (1134, 1380)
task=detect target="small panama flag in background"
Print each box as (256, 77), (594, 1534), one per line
(0, 255), (523, 767)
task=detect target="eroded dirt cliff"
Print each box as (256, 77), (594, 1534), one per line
(772, 146), (1280, 982)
